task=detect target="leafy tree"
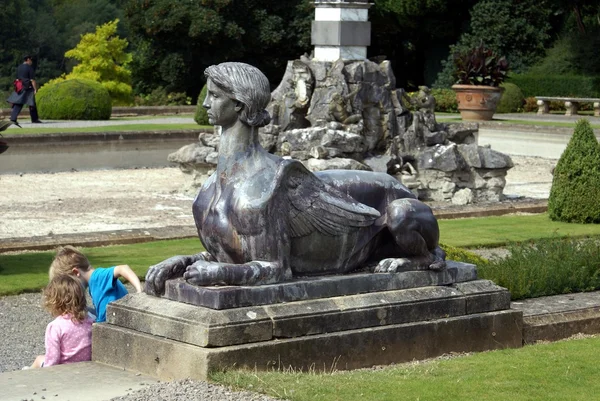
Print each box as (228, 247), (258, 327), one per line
(124, 0), (312, 100)
(548, 119), (600, 223)
(58, 19), (133, 105)
(434, 0), (554, 87)
(371, 0), (478, 88)
(0, 0), (126, 93)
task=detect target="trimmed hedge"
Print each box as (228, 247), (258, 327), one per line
(548, 119), (600, 223)
(194, 84), (209, 125)
(37, 79), (111, 120)
(508, 74), (600, 98)
(496, 82), (524, 113)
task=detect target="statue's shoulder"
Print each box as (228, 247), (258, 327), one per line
(273, 157), (310, 184)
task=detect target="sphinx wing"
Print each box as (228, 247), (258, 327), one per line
(279, 161), (380, 238)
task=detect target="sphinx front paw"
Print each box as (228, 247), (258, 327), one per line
(374, 258), (411, 273)
(183, 260), (225, 286)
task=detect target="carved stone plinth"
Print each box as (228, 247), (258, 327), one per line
(93, 263), (523, 380)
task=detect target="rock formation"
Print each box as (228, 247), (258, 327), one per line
(169, 57), (513, 204)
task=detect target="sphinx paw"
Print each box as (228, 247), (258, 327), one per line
(374, 258), (411, 273)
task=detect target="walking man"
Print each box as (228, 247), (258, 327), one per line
(6, 55), (43, 126)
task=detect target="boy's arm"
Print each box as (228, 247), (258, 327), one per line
(113, 264), (142, 293)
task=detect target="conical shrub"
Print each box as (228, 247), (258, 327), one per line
(194, 84), (209, 125)
(548, 119), (600, 223)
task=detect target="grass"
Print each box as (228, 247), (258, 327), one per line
(0, 238), (202, 296)
(210, 336), (600, 401)
(2, 213), (600, 296)
(438, 213), (600, 248)
(3, 123), (210, 135)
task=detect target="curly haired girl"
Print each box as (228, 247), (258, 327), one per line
(29, 274), (93, 368)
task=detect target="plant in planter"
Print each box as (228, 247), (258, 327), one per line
(452, 43), (509, 121)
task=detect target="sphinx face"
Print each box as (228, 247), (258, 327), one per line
(203, 79), (239, 128)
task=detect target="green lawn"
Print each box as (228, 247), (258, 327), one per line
(0, 238), (202, 296)
(110, 113), (195, 120)
(4, 123), (210, 135)
(211, 336), (600, 401)
(2, 213), (600, 296)
(438, 213), (600, 248)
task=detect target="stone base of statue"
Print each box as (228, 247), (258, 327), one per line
(92, 261), (522, 380)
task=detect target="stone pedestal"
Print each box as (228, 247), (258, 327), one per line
(93, 262), (523, 380)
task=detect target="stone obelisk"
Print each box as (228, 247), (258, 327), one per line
(311, 0), (372, 61)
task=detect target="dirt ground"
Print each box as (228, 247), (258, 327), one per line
(0, 155), (556, 240)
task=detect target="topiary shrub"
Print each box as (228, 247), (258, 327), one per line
(496, 82), (524, 113)
(194, 84), (209, 125)
(548, 119), (600, 223)
(37, 79), (111, 120)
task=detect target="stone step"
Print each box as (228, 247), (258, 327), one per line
(94, 309), (523, 381)
(511, 291), (600, 344)
(0, 362), (156, 401)
(107, 279), (510, 347)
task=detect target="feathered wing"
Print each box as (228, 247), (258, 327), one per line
(278, 161), (380, 238)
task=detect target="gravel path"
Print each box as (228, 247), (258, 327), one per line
(0, 290), (283, 401)
(0, 154), (556, 400)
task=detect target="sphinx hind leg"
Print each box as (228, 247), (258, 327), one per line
(374, 198), (446, 272)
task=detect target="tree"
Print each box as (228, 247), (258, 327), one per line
(124, 0), (312, 100)
(435, 0), (553, 87)
(61, 19), (133, 104)
(370, 0), (479, 87)
(548, 119), (600, 223)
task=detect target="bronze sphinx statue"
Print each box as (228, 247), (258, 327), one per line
(145, 62), (445, 295)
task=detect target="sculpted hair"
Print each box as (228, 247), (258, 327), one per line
(49, 245), (90, 280)
(43, 274), (87, 322)
(204, 62), (271, 127)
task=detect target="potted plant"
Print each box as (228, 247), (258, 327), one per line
(451, 42), (509, 121)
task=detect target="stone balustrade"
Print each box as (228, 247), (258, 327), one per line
(536, 96), (600, 117)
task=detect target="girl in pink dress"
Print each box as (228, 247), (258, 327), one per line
(30, 275), (93, 368)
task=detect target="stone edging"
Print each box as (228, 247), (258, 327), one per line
(0, 105), (196, 119)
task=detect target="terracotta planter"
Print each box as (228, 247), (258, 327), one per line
(452, 84), (504, 121)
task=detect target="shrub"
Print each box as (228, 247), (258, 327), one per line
(496, 82), (525, 113)
(507, 74), (600, 98)
(440, 243), (488, 266)
(523, 96), (537, 112)
(479, 237), (600, 300)
(37, 79), (112, 120)
(548, 119), (600, 223)
(431, 89), (458, 113)
(134, 87), (191, 106)
(194, 84), (209, 125)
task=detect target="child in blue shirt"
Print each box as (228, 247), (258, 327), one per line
(49, 245), (142, 322)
